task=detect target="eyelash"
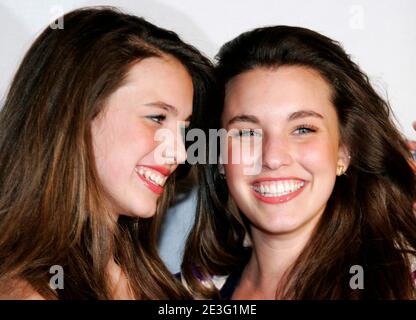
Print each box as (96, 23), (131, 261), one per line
(228, 125), (317, 138)
(232, 129), (262, 137)
(293, 124), (318, 135)
(147, 114), (166, 124)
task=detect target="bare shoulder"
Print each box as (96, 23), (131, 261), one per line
(0, 279), (45, 300)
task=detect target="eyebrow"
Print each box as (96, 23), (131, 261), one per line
(226, 109), (323, 126)
(227, 114), (260, 126)
(288, 110), (324, 121)
(145, 101), (192, 122)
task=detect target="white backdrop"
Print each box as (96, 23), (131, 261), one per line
(1, 0), (415, 272)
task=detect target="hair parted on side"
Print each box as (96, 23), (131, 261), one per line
(0, 6), (215, 299)
(181, 25), (416, 299)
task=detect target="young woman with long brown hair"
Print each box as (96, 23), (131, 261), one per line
(181, 26), (416, 299)
(0, 7), (214, 299)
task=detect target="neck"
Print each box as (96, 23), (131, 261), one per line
(242, 214), (321, 299)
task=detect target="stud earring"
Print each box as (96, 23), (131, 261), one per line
(243, 232), (252, 247)
(336, 164), (346, 176)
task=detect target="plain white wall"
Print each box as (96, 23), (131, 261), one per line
(1, 0), (415, 272)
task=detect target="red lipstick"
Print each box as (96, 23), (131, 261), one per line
(135, 165), (171, 195)
(139, 165), (170, 176)
(251, 178), (306, 204)
(137, 174), (164, 195)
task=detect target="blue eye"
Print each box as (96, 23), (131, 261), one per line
(233, 129), (262, 137)
(147, 114), (166, 124)
(293, 125), (317, 135)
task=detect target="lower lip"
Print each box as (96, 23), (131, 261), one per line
(252, 183), (306, 204)
(137, 173), (164, 195)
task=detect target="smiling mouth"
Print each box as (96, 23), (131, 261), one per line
(251, 179), (306, 204)
(135, 166), (169, 195)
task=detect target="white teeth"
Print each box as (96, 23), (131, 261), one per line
(284, 181), (290, 191)
(135, 167), (167, 187)
(252, 180), (305, 197)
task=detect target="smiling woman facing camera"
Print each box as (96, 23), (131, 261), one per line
(0, 7), (214, 299)
(182, 26), (416, 299)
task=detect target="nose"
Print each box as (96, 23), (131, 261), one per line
(174, 129), (187, 164)
(262, 134), (293, 170)
(163, 125), (187, 165)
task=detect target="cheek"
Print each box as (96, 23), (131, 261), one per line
(224, 162), (245, 181)
(93, 120), (157, 184)
(224, 140), (252, 185)
(226, 139), (260, 167)
(295, 139), (338, 174)
(224, 162), (249, 202)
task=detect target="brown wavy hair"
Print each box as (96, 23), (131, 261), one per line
(182, 26), (416, 299)
(0, 7), (214, 299)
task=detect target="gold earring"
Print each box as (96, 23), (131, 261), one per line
(336, 164), (346, 176)
(243, 232), (252, 247)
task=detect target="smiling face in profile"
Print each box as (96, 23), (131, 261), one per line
(91, 55), (193, 219)
(222, 66), (349, 237)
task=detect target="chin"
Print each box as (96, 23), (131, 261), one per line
(256, 223), (297, 235)
(131, 207), (157, 218)
(118, 201), (157, 219)
(251, 216), (305, 234)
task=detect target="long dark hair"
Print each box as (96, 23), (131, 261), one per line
(0, 7), (214, 299)
(182, 26), (416, 299)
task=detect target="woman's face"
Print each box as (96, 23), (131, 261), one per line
(91, 55), (193, 218)
(221, 66), (349, 236)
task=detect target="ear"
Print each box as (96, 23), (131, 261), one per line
(337, 144), (351, 171)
